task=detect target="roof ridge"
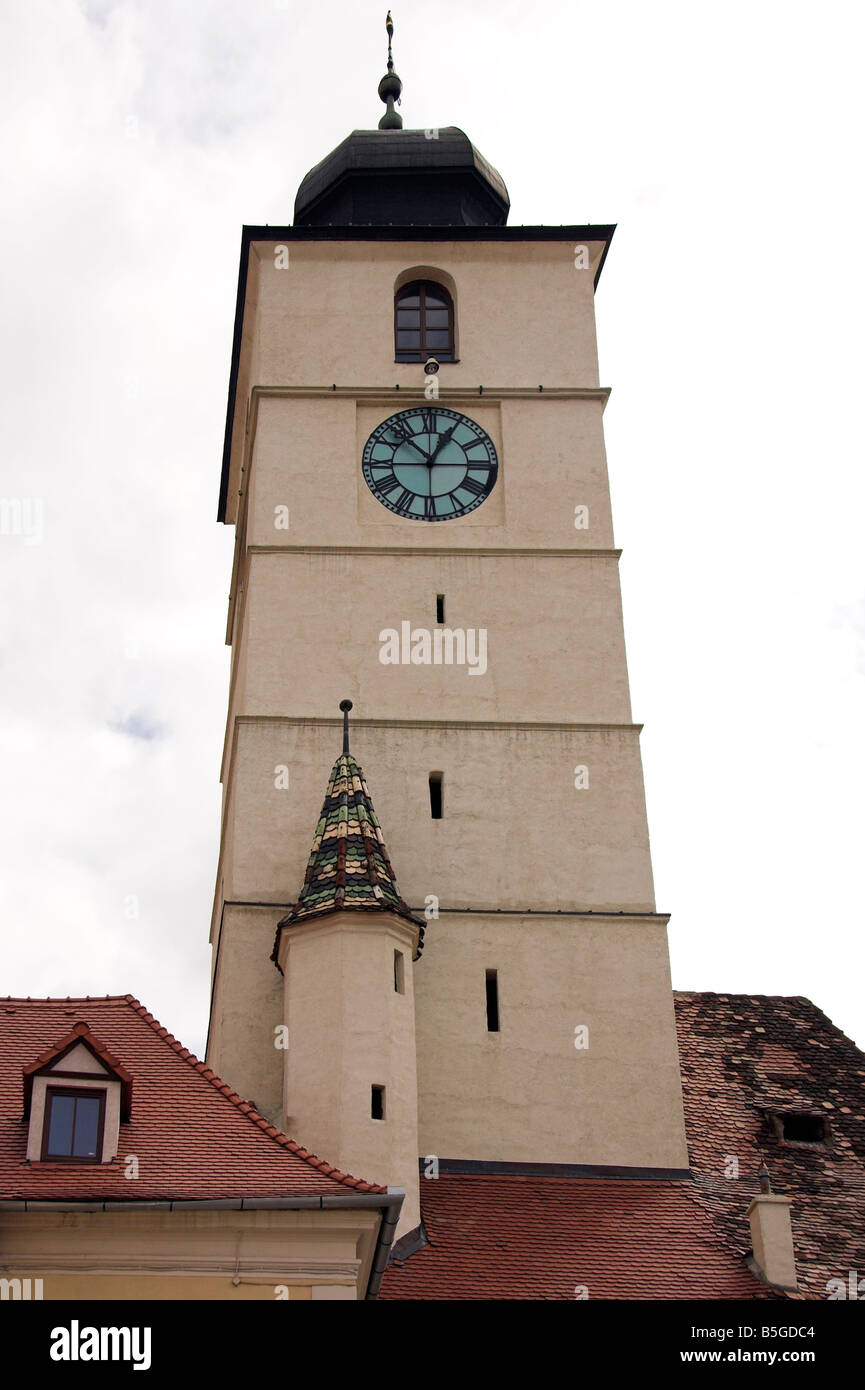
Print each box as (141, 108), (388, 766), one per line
(0, 994), (134, 1004)
(119, 995), (386, 1194)
(675, 991), (818, 1002)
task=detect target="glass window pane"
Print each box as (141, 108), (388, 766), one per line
(397, 309), (420, 327)
(425, 309), (449, 329)
(73, 1097), (101, 1158)
(425, 330), (451, 348)
(424, 291), (447, 308)
(397, 330), (421, 347)
(47, 1095), (75, 1155)
(398, 293), (419, 307)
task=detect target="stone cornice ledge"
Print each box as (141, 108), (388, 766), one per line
(248, 546), (623, 558)
(233, 715), (644, 734)
(251, 384), (611, 402)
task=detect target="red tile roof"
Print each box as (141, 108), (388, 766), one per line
(675, 991), (865, 1300)
(382, 989), (865, 1300)
(0, 996), (386, 1202)
(381, 1174), (773, 1300)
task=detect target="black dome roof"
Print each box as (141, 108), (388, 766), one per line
(293, 127), (509, 227)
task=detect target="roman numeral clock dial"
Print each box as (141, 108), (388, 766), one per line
(362, 407), (498, 520)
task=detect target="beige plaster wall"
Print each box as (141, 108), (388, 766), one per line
(223, 237), (604, 526)
(4, 1274), (316, 1299)
(236, 550), (632, 726)
(207, 229), (688, 1185)
(0, 1207), (379, 1301)
(279, 912), (421, 1236)
(206, 904), (284, 1120)
(54, 1043), (107, 1073)
(257, 237), (600, 387)
(244, 394), (613, 551)
(221, 719), (656, 913)
(415, 911), (689, 1169)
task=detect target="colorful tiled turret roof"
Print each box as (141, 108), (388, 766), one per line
(274, 748), (424, 957)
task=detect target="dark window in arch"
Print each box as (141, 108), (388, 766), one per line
(394, 281), (455, 362)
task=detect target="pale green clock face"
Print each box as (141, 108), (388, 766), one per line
(362, 407), (498, 521)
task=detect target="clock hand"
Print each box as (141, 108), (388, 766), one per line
(388, 433), (431, 463)
(426, 424), (458, 467)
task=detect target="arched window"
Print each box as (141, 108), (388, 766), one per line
(394, 281), (455, 362)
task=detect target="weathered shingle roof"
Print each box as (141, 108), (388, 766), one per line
(675, 991), (865, 1300)
(381, 1174), (773, 1300)
(274, 753), (423, 955)
(0, 996), (386, 1202)
(382, 991), (865, 1300)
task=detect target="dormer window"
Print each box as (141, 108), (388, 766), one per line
(23, 1022), (132, 1166)
(395, 281), (455, 362)
(42, 1088), (105, 1162)
(769, 1109), (829, 1147)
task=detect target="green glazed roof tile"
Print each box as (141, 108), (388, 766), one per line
(273, 753), (424, 962)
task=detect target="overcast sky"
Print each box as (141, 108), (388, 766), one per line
(1, 0), (863, 1059)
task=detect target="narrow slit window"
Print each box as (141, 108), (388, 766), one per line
(485, 970), (500, 1032)
(436, 594), (445, 624)
(429, 773), (443, 819)
(371, 1085), (385, 1121)
(394, 950), (405, 994)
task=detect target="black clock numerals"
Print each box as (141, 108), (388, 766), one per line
(459, 475), (489, 498)
(374, 471), (402, 497)
(364, 408), (498, 521)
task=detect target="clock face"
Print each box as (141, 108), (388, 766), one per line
(362, 407), (498, 521)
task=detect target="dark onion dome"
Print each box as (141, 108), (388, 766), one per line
(293, 127), (510, 228)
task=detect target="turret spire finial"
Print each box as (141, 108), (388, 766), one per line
(339, 699), (353, 754)
(378, 11), (403, 129)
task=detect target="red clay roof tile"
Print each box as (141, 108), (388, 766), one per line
(381, 1175), (773, 1300)
(0, 996), (386, 1202)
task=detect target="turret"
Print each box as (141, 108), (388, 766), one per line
(272, 702), (423, 1238)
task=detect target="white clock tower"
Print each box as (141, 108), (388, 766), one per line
(206, 17), (689, 1241)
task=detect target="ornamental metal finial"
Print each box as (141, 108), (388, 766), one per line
(339, 699), (353, 754)
(378, 11), (403, 129)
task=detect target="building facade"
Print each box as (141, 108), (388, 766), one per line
(205, 65), (690, 1247)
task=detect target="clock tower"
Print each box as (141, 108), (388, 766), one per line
(206, 17), (689, 1242)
